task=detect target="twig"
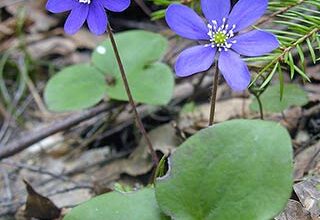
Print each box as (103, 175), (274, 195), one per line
(0, 201), (25, 217)
(1, 167), (12, 201)
(134, 0), (152, 17)
(45, 185), (93, 198)
(255, 0), (307, 27)
(0, 103), (116, 160)
(107, 24), (159, 166)
(209, 61), (219, 126)
(252, 27), (319, 85)
(0, 119), (11, 144)
(1, 159), (73, 182)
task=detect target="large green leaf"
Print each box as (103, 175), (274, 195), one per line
(155, 120), (293, 220)
(92, 30), (174, 105)
(64, 188), (169, 220)
(250, 83), (308, 113)
(44, 64), (105, 112)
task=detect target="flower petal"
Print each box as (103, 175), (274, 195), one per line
(175, 45), (216, 77)
(231, 30), (279, 56)
(166, 4), (209, 40)
(228, 0), (268, 32)
(218, 50), (250, 91)
(201, 0), (230, 26)
(64, 4), (89, 35)
(87, 3), (107, 35)
(46, 0), (76, 13)
(100, 0), (130, 12)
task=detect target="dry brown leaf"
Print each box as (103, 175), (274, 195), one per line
(69, 30), (105, 49)
(275, 200), (312, 220)
(307, 64), (320, 81)
(202, 98), (250, 121)
(27, 37), (77, 59)
(279, 107), (303, 132)
(93, 124), (182, 185)
(65, 147), (111, 172)
(294, 141), (320, 179)
(305, 84), (320, 102)
(178, 98), (250, 135)
(23, 180), (61, 219)
(294, 178), (320, 218)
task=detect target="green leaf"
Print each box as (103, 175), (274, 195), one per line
(260, 62), (279, 89)
(92, 30), (174, 105)
(278, 65), (284, 101)
(250, 83), (308, 113)
(64, 188), (169, 220)
(44, 64), (105, 112)
(104, 63), (174, 105)
(296, 44), (305, 70)
(155, 119), (293, 220)
(306, 37), (316, 64)
(287, 52), (295, 79)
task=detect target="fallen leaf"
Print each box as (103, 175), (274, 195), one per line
(93, 124), (182, 186)
(24, 180), (61, 219)
(294, 177), (320, 218)
(178, 98), (250, 135)
(294, 141), (320, 179)
(275, 199), (312, 220)
(27, 37), (77, 59)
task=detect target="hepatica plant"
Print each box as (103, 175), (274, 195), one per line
(45, 0), (162, 164)
(166, 0), (279, 91)
(43, 0), (293, 220)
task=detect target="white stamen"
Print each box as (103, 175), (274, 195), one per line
(211, 20), (218, 31)
(206, 19), (237, 51)
(222, 18), (227, 23)
(79, 0), (91, 4)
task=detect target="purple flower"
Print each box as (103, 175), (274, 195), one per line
(166, 0), (279, 91)
(46, 0), (130, 35)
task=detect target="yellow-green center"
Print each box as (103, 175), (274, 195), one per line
(214, 32), (227, 44)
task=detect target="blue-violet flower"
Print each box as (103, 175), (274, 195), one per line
(166, 0), (279, 91)
(46, 0), (130, 35)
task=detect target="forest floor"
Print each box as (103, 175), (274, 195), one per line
(0, 0), (320, 219)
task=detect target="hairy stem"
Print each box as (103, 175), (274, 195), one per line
(209, 61), (219, 126)
(107, 24), (159, 166)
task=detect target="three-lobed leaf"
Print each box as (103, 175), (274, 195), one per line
(92, 30), (174, 105)
(155, 119), (293, 220)
(44, 30), (175, 112)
